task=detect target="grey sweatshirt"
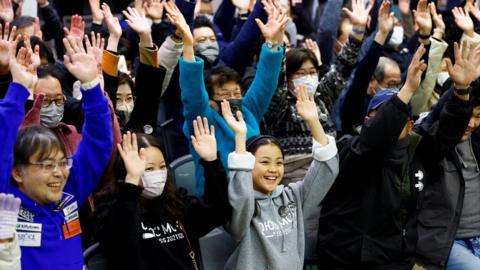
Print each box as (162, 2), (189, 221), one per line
(225, 136), (339, 270)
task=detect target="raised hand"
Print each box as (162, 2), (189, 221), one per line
(452, 7), (474, 37)
(0, 23), (16, 72)
(430, 2), (445, 39)
(447, 41), (480, 89)
(144, 0), (164, 22)
(0, 193), (21, 241)
(102, 3), (122, 39)
(302, 39), (322, 66)
(0, 0), (13, 23)
(23, 37), (41, 70)
(89, 0), (104, 24)
(63, 37), (98, 84)
(123, 7), (151, 36)
(376, 0), (395, 44)
(413, 0), (432, 36)
(85, 32), (104, 74)
(255, 0), (289, 45)
(123, 7), (153, 47)
(222, 100), (247, 136)
(117, 132), (146, 185)
(191, 116), (217, 162)
(164, 0), (193, 45)
(467, 0), (480, 22)
(10, 40), (39, 92)
(296, 84), (318, 122)
(399, 45), (427, 102)
(222, 100), (247, 154)
(342, 0), (373, 29)
(64, 15), (85, 42)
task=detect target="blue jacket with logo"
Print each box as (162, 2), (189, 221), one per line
(0, 82), (113, 270)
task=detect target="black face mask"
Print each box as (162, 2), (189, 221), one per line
(215, 99), (243, 116)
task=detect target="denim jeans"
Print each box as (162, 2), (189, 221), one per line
(447, 237), (480, 270)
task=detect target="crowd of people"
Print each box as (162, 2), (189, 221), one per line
(1, 0), (480, 269)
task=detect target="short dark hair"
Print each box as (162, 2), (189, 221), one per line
(285, 48), (319, 79)
(14, 125), (66, 167)
(37, 64), (70, 94)
(11, 16), (35, 30)
(193, 15), (215, 32)
(204, 66), (242, 99)
(29, 36), (55, 64)
(246, 135), (285, 159)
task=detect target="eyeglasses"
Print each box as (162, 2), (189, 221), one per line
(41, 96), (66, 108)
(214, 88), (242, 100)
(28, 158), (73, 173)
(293, 68), (318, 77)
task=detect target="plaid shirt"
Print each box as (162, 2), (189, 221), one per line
(264, 37), (362, 155)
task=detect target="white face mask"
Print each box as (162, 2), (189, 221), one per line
(141, 170), (168, 199)
(293, 75), (319, 95)
(388, 26), (404, 48)
(437, 71), (449, 86)
(116, 102), (134, 125)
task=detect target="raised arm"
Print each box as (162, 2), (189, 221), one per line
(340, 0), (394, 134)
(242, 0), (286, 121)
(318, 0), (372, 114)
(411, 2), (448, 115)
(291, 85), (338, 219)
(178, 12), (210, 129)
(355, 45), (427, 162)
(222, 100), (254, 241)
(186, 117), (231, 238)
(63, 37), (113, 205)
(123, 6), (166, 132)
(1, 39), (37, 192)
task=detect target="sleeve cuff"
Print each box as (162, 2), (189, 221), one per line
(102, 50), (120, 77)
(118, 182), (143, 200)
(140, 45), (159, 67)
(228, 152), (255, 170)
(312, 135), (338, 161)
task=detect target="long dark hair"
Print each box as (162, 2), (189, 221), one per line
(114, 133), (186, 222)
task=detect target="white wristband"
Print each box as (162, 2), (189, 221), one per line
(81, 77), (101, 90)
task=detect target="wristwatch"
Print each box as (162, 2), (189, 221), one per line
(266, 41), (279, 50)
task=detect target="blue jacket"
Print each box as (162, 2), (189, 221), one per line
(0, 82), (113, 270)
(180, 44), (283, 195)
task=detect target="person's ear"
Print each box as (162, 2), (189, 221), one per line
(11, 167), (24, 184)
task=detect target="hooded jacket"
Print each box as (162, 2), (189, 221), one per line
(0, 82), (113, 270)
(317, 92), (472, 269)
(225, 136), (338, 270)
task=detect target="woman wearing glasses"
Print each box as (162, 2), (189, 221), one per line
(0, 37), (113, 270)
